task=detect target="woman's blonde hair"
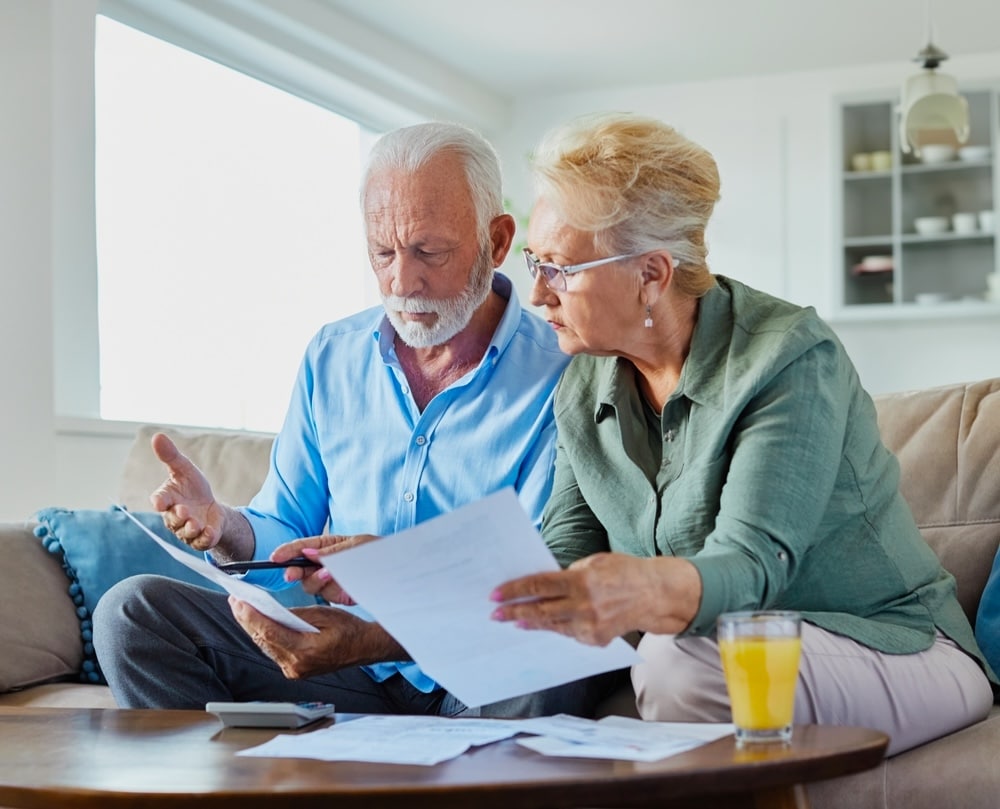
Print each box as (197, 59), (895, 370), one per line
(530, 112), (720, 297)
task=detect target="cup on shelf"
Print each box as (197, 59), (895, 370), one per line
(850, 152), (872, 172)
(870, 151), (892, 171)
(952, 212), (978, 235)
(979, 210), (995, 233)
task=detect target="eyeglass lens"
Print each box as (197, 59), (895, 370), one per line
(526, 252), (564, 290)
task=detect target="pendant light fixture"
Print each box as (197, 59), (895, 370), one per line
(898, 0), (969, 156)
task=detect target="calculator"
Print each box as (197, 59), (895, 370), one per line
(205, 701), (337, 729)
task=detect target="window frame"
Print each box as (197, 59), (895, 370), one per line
(55, 0), (505, 436)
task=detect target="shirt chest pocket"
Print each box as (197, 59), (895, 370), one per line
(657, 453), (730, 556)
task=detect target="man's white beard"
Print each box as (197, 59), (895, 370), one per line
(381, 246), (494, 349)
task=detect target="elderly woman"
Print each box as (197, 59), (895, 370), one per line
(491, 112), (996, 754)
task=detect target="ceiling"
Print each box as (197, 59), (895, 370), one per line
(324, 0), (1000, 97)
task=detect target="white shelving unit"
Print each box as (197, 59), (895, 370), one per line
(835, 87), (1000, 319)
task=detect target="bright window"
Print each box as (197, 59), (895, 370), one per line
(94, 16), (378, 432)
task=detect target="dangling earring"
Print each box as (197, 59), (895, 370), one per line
(644, 304), (653, 328)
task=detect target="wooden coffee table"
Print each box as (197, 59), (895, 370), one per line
(0, 707), (886, 809)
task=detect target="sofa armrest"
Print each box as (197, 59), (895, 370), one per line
(0, 522), (82, 693)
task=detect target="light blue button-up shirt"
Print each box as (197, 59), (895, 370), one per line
(238, 274), (569, 692)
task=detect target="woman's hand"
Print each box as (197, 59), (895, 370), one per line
(271, 534), (379, 605)
(490, 553), (702, 646)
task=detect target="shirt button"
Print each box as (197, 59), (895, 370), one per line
(415, 435), (427, 446)
(401, 386), (410, 395)
(403, 491), (415, 503)
(777, 551), (787, 562)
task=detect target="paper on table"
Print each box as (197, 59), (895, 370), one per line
(238, 715), (524, 766)
(515, 714), (735, 762)
(236, 713), (734, 766)
(113, 505), (318, 633)
(319, 488), (640, 708)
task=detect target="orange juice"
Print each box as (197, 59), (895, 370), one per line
(719, 635), (802, 731)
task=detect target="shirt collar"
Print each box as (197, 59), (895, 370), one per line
(592, 277), (733, 420)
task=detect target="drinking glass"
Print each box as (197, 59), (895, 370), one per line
(718, 611), (802, 745)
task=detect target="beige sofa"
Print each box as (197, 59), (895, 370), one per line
(1, 379), (998, 809)
(0, 424), (275, 710)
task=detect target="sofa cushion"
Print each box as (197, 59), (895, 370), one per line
(0, 522), (82, 692)
(874, 378), (1000, 623)
(33, 506), (318, 685)
(0, 682), (117, 709)
(118, 424), (274, 510)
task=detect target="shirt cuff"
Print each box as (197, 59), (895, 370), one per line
(684, 550), (762, 637)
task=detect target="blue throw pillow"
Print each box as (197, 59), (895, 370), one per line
(34, 506), (317, 685)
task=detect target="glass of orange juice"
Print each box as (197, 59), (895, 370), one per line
(718, 611), (802, 745)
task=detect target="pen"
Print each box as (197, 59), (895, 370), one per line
(215, 557), (317, 573)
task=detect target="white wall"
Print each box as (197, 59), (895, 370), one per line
(1, 0), (136, 522)
(1, 0), (998, 522)
(1, 1), (58, 522)
(494, 59), (1000, 395)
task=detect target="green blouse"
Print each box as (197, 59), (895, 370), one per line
(543, 276), (993, 678)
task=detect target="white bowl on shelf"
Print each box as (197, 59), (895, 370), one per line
(914, 216), (950, 235)
(919, 144), (957, 164)
(958, 145), (991, 162)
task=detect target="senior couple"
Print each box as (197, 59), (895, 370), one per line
(94, 114), (995, 755)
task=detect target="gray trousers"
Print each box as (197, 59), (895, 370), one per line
(93, 574), (622, 717)
(632, 622), (994, 756)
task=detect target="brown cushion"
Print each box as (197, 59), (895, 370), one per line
(118, 424), (275, 510)
(874, 378), (1000, 622)
(0, 522), (82, 692)
(923, 523), (1000, 624)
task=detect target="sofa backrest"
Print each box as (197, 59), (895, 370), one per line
(873, 377), (1000, 624)
(118, 424), (275, 511)
(117, 380), (1000, 624)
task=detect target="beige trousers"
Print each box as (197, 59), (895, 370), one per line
(632, 623), (994, 756)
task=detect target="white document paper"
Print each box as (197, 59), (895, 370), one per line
(238, 715), (524, 766)
(318, 488), (640, 708)
(114, 505), (318, 633)
(236, 713), (734, 766)
(515, 715), (735, 762)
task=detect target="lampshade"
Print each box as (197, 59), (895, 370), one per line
(898, 30), (969, 155)
(899, 69), (970, 155)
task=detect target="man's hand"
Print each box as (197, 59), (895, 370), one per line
(228, 597), (406, 680)
(149, 432), (227, 551)
(273, 534), (380, 605)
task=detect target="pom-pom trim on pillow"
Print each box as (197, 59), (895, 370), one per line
(32, 505), (321, 687)
(34, 522), (102, 683)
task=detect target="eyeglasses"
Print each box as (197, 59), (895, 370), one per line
(523, 248), (641, 292)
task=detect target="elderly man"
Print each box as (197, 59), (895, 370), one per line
(94, 122), (610, 717)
